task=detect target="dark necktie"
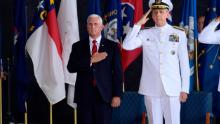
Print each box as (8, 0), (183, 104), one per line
(92, 40), (97, 86)
(92, 40), (97, 55)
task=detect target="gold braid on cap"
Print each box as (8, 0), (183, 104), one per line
(152, 2), (169, 10)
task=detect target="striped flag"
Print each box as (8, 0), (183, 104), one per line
(121, 0), (143, 71)
(25, 0), (65, 104)
(121, 0), (143, 90)
(57, 0), (79, 108)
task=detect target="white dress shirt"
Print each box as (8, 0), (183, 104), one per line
(89, 35), (102, 54)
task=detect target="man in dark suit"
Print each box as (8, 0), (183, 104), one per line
(67, 14), (123, 124)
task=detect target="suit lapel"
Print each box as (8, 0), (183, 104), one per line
(99, 38), (106, 52)
(84, 38), (91, 57)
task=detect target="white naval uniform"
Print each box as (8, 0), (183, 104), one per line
(123, 24), (190, 124)
(199, 20), (220, 92)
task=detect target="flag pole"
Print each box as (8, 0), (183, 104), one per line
(0, 75), (2, 124)
(74, 109), (77, 124)
(0, 60), (3, 124)
(193, 0), (200, 92)
(24, 102), (28, 124)
(0, 58), (4, 124)
(24, 4), (28, 124)
(0, 7), (2, 124)
(195, 39), (200, 91)
(6, 58), (13, 122)
(50, 104), (53, 124)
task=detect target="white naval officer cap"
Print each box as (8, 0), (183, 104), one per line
(149, 0), (173, 11)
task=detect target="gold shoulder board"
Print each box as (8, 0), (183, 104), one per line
(173, 26), (185, 31)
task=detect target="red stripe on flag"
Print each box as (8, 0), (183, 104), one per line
(46, 9), (63, 58)
(121, 0), (143, 71)
(122, 48), (142, 71)
(133, 0), (143, 24)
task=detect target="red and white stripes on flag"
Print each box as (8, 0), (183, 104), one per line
(121, 0), (143, 71)
(26, 0), (65, 104)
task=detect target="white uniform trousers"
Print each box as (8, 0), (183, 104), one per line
(144, 85), (180, 124)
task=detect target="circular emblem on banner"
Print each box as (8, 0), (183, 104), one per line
(104, 19), (117, 41)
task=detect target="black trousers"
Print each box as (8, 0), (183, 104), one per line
(77, 86), (112, 124)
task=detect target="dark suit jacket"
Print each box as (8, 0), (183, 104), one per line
(67, 37), (123, 104)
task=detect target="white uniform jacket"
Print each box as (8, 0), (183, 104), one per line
(199, 20), (220, 92)
(123, 24), (190, 96)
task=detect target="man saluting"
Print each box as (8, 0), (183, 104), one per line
(123, 0), (190, 123)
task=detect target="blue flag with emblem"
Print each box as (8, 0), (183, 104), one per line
(103, 0), (122, 42)
(198, 0), (220, 117)
(179, 0), (198, 92)
(13, 0), (31, 113)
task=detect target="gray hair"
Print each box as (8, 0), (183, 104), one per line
(87, 14), (103, 24)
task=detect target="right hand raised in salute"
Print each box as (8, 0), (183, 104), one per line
(136, 9), (152, 26)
